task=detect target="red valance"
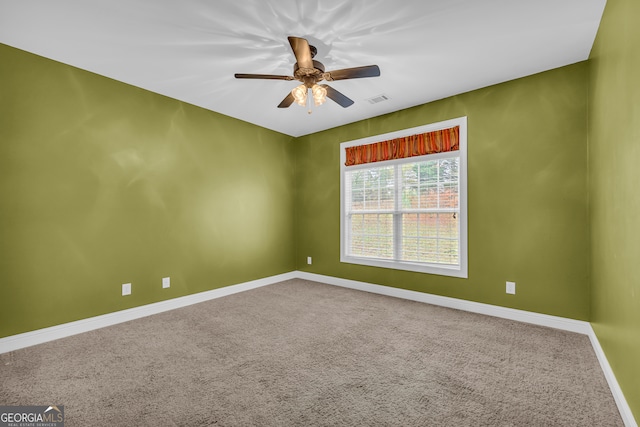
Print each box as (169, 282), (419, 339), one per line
(344, 126), (459, 166)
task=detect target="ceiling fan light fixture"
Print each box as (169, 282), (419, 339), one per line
(292, 84), (307, 106)
(312, 84), (327, 106)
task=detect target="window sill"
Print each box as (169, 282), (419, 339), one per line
(340, 255), (468, 278)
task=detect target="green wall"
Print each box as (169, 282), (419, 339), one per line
(589, 0), (640, 419)
(295, 62), (590, 320)
(2, 10), (638, 420)
(0, 44), (296, 338)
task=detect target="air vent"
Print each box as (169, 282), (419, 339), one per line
(366, 94), (390, 104)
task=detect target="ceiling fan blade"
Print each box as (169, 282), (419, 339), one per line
(288, 36), (313, 69)
(235, 73), (294, 80)
(320, 84), (354, 108)
(325, 65), (380, 81)
(278, 92), (295, 108)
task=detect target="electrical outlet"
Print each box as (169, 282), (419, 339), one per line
(307, 256), (312, 265)
(506, 281), (516, 295)
(162, 277), (170, 289)
(122, 283), (131, 296)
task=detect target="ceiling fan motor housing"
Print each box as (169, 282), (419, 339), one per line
(293, 60), (325, 86)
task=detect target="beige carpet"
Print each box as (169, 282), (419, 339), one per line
(0, 279), (623, 426)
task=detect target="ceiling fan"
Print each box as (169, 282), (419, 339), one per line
(235, 36), (380, 109)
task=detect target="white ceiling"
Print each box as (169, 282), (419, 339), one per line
(0, 0), (606, 137)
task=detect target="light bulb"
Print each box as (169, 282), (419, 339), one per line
(291, 84), (307, 106)
(312, 84), (327, 106)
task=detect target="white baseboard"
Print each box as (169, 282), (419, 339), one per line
(1, 270), (635, 426)
(0, 271), (297, 355)
(296, 271), (591, 334)
(588, 327), (638, 427)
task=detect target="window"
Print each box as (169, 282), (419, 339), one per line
(340, 117), (467, 278)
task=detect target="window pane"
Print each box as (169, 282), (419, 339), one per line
(349, 213), (393, 260)
(401, 185), (418, 209)
(402, 163), (418, 186)
(379, 213), (393, 235)
(351, 189), (364, 210)
(351, 235), (364, 254)
(418, 238), (438, 262)
(422, 184), (438, 209)
(400, 163), (416, 209)
(400, 213), (459, 266)
(419, 161), (438, 209)
(418, 213), (438, 237)
(379, 167), (395, 209)
(403, 237), (419, 261)
(438, 213), (459, 239)
(350, 170), (364, 188)
(420, 161), (438, 184)
(439, 158), (459, 181)
(436, 238), (459, 265)
(439, 182), (458, 209)
(351, 214), (362, 234)
(402, 160), (447, 209)
(346, 167), (394, 212)
(437, 158), (459, 209)
(402, 213), (419, 236)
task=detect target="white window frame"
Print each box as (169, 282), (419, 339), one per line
(340, 116), (468, 278)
